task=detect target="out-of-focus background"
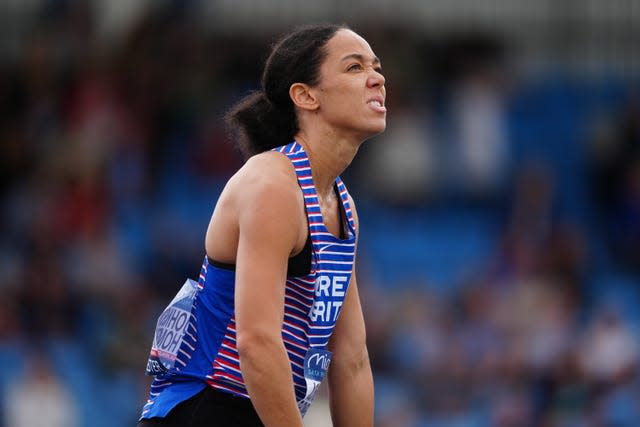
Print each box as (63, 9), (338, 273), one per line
(1, 1), (639, 426)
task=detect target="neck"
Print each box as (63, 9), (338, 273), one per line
(294, 129), (361, 200)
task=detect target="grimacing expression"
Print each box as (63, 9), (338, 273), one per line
(313, 30), (387, 140)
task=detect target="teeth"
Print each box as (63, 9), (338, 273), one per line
(368, 100), (382, 107)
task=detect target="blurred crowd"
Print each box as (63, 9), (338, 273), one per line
(1, 3), (639, 427)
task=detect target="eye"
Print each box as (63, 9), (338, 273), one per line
(347, 63), (362, 72)
(374, 66), (383, 73)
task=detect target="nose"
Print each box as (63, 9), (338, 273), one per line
(367, 69), (385, 88)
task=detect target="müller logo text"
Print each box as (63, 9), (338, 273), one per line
(307, 352), (331, 370)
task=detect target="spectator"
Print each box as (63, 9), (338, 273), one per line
(4, 353), (79, 427)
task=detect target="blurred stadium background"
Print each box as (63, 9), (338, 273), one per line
(1, 0), (640, 426)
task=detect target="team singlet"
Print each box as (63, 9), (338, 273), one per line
(140, 141), (357, 420)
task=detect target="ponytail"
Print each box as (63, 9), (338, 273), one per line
(225, 91), (297, 159)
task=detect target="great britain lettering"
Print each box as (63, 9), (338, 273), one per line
(309, 275), (348, 323)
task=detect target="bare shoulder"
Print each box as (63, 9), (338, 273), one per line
(206, 151), (304, 261)
(220, 151), (304, 228)
(230, 151), (300, 203)
(240, 150), (298, 182)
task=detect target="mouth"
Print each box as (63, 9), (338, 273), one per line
(367, 98), (387, 113)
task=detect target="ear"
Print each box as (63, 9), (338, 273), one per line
(289, 83), (319, 111)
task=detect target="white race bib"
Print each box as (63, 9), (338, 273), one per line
(298, 348), (332, 416)
(146, 279), (199, 375)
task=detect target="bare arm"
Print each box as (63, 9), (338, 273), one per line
(327, 198), (374, 427)
(233, 155), (305, 427)
(328, 273), (374, 426)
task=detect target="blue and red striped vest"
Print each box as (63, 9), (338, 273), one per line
(140, 141), (357, 419)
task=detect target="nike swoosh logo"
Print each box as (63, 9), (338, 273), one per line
(317, 244), (338, 253)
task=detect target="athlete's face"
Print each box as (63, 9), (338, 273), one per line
(313, 30), (386, 140)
